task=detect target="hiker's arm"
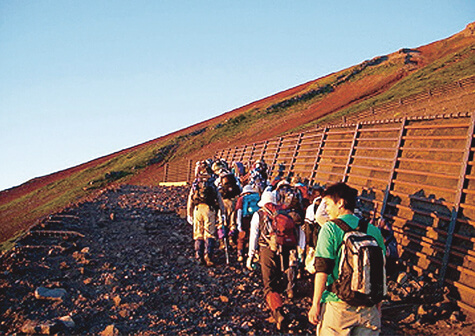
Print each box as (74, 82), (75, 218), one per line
(309, 272), (328, 325)
(236, 209), (243, 231)
(216, 192), (226, 222)
(187, 190), (194, 224)
(247, 212), (260, 259)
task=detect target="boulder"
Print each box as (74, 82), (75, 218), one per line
(34, 287), (67, 301)
(100, 324), (119, 336)
(21, 320), (63, 334)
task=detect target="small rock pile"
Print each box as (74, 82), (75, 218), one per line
(0, 185), (472, 335)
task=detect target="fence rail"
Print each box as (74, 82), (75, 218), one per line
(162, 77), (475, 314)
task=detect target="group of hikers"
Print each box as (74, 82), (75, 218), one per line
(186, 158), (395, 335)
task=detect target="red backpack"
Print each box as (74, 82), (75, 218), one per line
(262, 203), (298, 247)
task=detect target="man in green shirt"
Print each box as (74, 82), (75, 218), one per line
(308, 182), (385, 336)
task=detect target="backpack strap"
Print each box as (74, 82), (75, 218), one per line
(331, 218), (353, 233)
(260, 207), (275, 233)
(358, 218), (369, 233)
(332, 217), (369, 233)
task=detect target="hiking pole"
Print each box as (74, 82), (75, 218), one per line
(223, 235), (230, 265)
(279, 245), (285, 273)
(218, 224), (230, 264)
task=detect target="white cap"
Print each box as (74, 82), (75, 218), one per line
(242, 185), (257, 194)
(258, 190), (277, 207)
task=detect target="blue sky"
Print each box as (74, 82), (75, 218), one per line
(0, 1), (473, 191)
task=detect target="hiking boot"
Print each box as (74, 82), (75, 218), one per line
(219, 240), (226, 250)
(287, 289), (294, 300)
(274, 308), (286, 331)
(237, 255), (244, 262)
(195, 255), (205, 265)
(204, 254), (214, 267)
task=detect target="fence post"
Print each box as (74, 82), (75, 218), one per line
(240, 144), (247, 162)
(380, 118), (408, 219)
(187, 159), (193, 182)
(163, 163), (169, 183)
(289, 133), (304, 179)
(439, 112), (475, 286)
(270, 137), (284, 178)
(342, 123), (361, 183)
(261, 140), (269, 161)
(310, 127), (328, 184)
(248, 143), (257, 167)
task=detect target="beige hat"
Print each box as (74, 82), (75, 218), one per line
(258, 190), (277, 207)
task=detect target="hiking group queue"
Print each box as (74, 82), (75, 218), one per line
(186, 159), (393, 335)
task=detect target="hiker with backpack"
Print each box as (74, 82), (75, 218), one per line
(212, 162), (241, 252)
(375, 217), (400, 279)
(274, 179), (305, 289)
(246, 159), (269, 195)
(234, 184), (260, 262)
(231, 161), (246, 185)
(308, 182), (386, 336)
(291, 176), (312, 210)
(246, 190), (299, 331)
(302, 186), (328, 274)
(187, 166), (226, 267)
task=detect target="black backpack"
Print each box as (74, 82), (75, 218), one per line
(220, 173), (241, 199)
(191, 177), (216, 207)
(329, 218), (387, 307)
(305, 198), (323, 248)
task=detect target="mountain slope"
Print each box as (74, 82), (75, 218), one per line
(1, 23), (474, 247)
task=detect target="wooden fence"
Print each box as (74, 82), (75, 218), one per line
(215, 112), (475, 315)
(162, 160), (194, 184)
(166, 111), (475, 314)
(162, 77), (475, 314)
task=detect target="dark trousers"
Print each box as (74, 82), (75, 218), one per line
(259, 245), (296, 298)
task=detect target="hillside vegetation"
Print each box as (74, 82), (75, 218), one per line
(1, 23), (474, 248)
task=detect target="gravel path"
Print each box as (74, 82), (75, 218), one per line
(0, 185), (472, 335)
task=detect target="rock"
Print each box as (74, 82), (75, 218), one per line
(417, 304), (428, 317)
(400, 313), (416, 324)
(397, 272), (408, 285)
(450, 311), (461, 322)
(58, 315), (75, 329)
(219, 295), (229, 303)
(100, 324), (119, 336)
(177, 256), (188, 265)
(113, 295), (121, 307)
(21, 320), (63, 334)
(34, 287), (67, 301)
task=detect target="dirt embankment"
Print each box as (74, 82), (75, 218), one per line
(0, 185), (473, 335)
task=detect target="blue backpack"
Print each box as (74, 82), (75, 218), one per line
(242, 193), (260, 218)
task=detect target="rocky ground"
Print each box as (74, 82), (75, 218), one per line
(0, 185), (473, 335)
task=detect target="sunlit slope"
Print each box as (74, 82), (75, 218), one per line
(1, 23), (474, 247)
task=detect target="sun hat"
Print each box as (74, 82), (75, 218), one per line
(276, 180), (291, 190)
(257, 190), (277, 207)
(242, 184), (257, 195)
